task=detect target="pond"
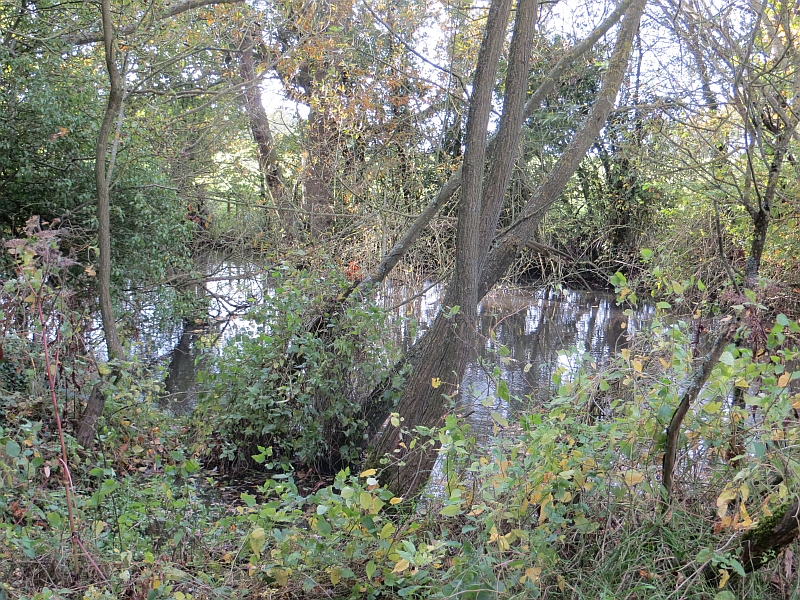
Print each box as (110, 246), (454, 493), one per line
(148, 262), (654, 428)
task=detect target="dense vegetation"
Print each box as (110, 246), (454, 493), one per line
(2, 0), (800, 598)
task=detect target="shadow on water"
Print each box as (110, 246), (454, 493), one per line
(161, 319), (207, 414)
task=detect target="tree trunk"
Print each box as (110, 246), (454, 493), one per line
(356, 0), (636, 293)
(371, 0), (537, 495)
(370, 0), (647, 497)
(303, 106), (335, 237)
(78, 0), (125, 448)
(239, 31), (294, 233)
(740, 501), (800, 573)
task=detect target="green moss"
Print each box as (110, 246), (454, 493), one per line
(742, 502), (790, 545)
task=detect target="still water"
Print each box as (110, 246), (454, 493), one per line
(150, 265), (653, 425)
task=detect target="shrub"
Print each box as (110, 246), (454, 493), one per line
(195, 266), (403, 474)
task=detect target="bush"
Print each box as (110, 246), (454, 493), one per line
(195, 266), (403, 474)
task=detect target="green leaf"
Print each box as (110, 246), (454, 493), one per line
(727, 559), (746, 577)
(5, 440), (20, 458)
(241, 493), (257, 507)
(719, 351), (735, 367)
(316, 518), (332, 536)
(439, 504), (462, 517)
(366, 560), (376, 579)
(777, 314), (791, 327)
(656, 302), (671, 310)
(496, 379), (510, 402)
(100, 479), (119, 494)
(715, 592), (735, 600)
(491, 411), (509, 427)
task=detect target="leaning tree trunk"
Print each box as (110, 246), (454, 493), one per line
(239, 30), (295, 234)
(370, 0), (647, 497)
(77, 0), (125, 448)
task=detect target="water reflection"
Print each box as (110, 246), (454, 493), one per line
(154, 267), (652, 420)
(383, 283), (652, 431)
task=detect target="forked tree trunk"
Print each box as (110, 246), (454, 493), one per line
(357, 0), (636, 292)
(370, 0), (647, 496)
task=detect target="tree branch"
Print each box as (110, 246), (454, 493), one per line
(661, 319), (737, 503)
(69, 0), (244, 45)
(357, 0), (635, 291)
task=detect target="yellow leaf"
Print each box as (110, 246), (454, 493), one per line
(735, 378), (749, 388)
(524, 567), (541, 582)
(659, 358), (671, 369)
(778, 372), (790, 388)
(98, 363), (111, 376)
(330, 568), (341, 585)
(718, 569), (730, 589)
(431, 377), (441, 389)
(360, 492), (372, 510)
(735, 504), (753, 530)
(93, 520), (106, 536)
(389, 497), (403, 505)
(623, 470), (644, 486)
(84, 265), (96, 277)
(621, 349), (631, 361)
(632, 359), (643, 373)
(716, 487), (736, 518)
(558, 574), (566, 592)
(359, 469), (377, 477)
(275, 568), (288, 586)
(539, 494), (552, 524)
(392, 559), (410, 573)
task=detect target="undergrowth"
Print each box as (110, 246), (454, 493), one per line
(3, 226), (800, 599)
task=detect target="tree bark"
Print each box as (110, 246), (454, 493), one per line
(740, 501), (800, 573)
(661, 319), (737, 502)
(303, 106), (335, 238)
(478, 0), (646, 298)
(356, 0), (636, 292)
(370, 0), (538, 496)
(77, 0), (124, 448)
(369, 0), (647, 497)
(238, 30), (294, 233)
